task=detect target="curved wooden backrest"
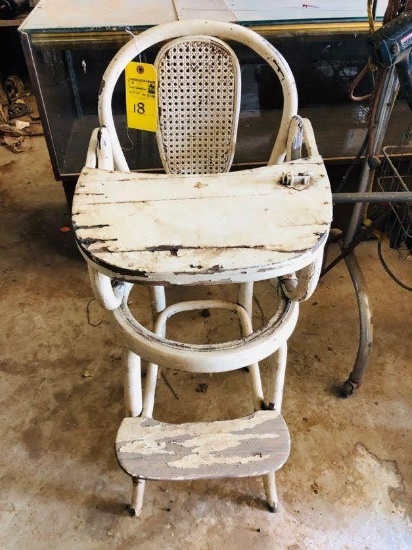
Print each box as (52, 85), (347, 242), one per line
(98, 19), (298, 173)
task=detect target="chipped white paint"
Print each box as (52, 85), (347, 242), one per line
(113, 293), (299, 373)
(280, 244), (324, 301)
(116, 410), (290, 479)
(119, 409), (280, 451)
(73, 159), (331, 285)
(114, 293), (293, 495)
(168, 452), (271, 469)
(72, 20), (332, 516)
(120, 437), (174, 456)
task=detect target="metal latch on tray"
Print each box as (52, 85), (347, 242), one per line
(280, 171), (313, 190)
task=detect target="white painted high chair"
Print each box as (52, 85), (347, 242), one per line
(72, 20), (332, 516)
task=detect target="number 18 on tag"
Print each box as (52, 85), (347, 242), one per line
(125, 62), (158, 132)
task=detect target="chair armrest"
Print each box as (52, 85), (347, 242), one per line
(280, 246), (324, 302)
(85, 127), (114, 170)
(286, 116), (319, 161)
(301, 118), (319, 157)
(286, 115), (303, 161)
(283, 117), (324, 300)
(85, 128), (99, 169)
(88, 264), (129, 310)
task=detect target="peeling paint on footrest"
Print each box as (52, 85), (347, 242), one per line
(116, 410), (290, 480)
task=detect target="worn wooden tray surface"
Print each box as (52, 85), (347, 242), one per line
(73, 157), (332, 283)
(116, 410), (290, 480)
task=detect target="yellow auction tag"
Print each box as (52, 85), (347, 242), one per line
(125, 62), (157, 132)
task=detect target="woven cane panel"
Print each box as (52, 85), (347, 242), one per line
(156, 37), (239, 175)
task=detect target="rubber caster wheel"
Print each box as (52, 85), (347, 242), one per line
(340, 379), (360, 398)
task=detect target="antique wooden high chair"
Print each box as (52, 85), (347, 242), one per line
(72, 20), (332, 516)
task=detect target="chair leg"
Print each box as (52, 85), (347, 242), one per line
(261, 344), (287, 511)
(263, 472), (278, 513)
(238, 282), (253, 318)
(248, 363), (265, 411)
(123, 350), (142, 417)
(145, 286), (165, 375)
(149, 285), (166, 316)
(142, 362), (159, 418)
(122, 350), (145, 514)
(125, 361), (160, 516)
(239, 282), (265, 410)
(272, 343), (287, 413)
(130, 477), (145, 517)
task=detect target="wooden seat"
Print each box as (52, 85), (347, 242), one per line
(116, 411), (290, 481)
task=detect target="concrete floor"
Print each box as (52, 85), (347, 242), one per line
(0, 137), (411, 549)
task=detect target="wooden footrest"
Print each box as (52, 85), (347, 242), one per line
(116, 410), (290, 481)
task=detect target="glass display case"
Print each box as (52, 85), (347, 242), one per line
(20, 0), (407, 185)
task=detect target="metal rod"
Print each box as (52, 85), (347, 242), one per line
(333, 191), (412, 203)
(344, 67), (399, 246)
(321, 211), (391, 277)
(340, 249), (374, 397)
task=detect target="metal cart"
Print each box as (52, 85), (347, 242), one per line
(326, 65), (412, 396)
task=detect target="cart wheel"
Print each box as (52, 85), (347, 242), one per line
(340, 378), (360, 398)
